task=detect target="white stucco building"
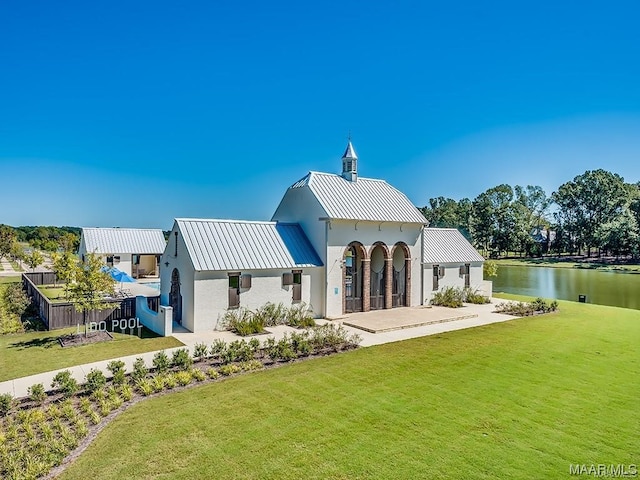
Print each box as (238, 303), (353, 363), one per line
(78, 227), (166, 278)
(157, 142), (487, 333)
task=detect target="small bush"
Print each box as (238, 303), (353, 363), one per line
(223, 308), (265, 336)
(219, 364), (241, 376)
(151, 375), (166, 393)
(174, 371), (192, 386)
(172, 348), (193, 371)
(152, 351), (171, 374)
(28, 383), (46, 405)
(286, 302), (316, 328)
(51, 370), (79, 398)
(164, 373), (178, 389)
(107, 360), (127, 385)
(84, 368), (107, 393)
(191, 369), (206, 382)
(430, 286), (464, 308)
(462, 287), (491, 304)
(136, 379), (154, 396)
(119, 384), (133, 401)
(239, 360), (264, 371)
(0, 393), (13, 417)
(206, 367), (220, 379)
(255, 302), (287, 327)
(193, 342), (208, 362)
(210, 339), (227, 359)
(495, 298), (559, 316)
(132, 357), (148, 382)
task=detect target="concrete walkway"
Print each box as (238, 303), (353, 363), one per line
(0, 302), (517, 399)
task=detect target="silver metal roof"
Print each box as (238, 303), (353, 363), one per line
(422, 228), (485, 264)
(176, 219), (323, 271)
(342, 141), (358, 159)
(289, 172), (427, 224)
(81, 228), (166, 254)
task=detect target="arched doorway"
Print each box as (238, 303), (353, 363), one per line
(169, 268), (182, 324)
(369, 243), (388, 310)
(392, 243), (410, 307)
(343, 243), (366, 313)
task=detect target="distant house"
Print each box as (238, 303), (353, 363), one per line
(422, 228), (490, 301)
(160, 219), (322, 332)
(156, 142), (488, 334)
(78, 227), (166, 279)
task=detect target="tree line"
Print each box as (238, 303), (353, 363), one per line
(421, 169), (640, 259)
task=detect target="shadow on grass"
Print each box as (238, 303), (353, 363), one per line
(8, 336), (60, 350)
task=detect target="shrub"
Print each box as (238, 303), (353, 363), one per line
(151, 375), (166, 393)
(210, 339), (227, 359)
(119, 384), (133, 401)
(462, 287), (491, 304)
(191, 368), (206, 382)
(2, 282), (29, 317)
(132, 357), (148, 382)
(286, 302), (316, 328)
(495, 298), (559, 316)
(248, 337), (261, 353)
(174, 371), (192, 386)
(0, 393), (13, 417)
(193, 342), (208, 362)
(107, 360), (127, 385)
(206, 367), (220, 379)
(84, 368), (107, 393)
(152, 351), (171, 374)
(223, 308), (264, 336)
(172, 348), (193, 371)
(136, 379), (154, 396)
(239, 360), (264, 371)
(28, 383), (47, 405)
(219, 364), (241, 376)
(89, 410), (101, 425)
(164, 373), (178, 389)
(51, 370), (79, 398)
(255, 302), (287, 327)
(430, 286), (464, 308)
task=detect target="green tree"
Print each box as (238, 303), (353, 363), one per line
(51, 251), (78, 294)
(552, 170), (628, 256)
(67, 253), (115, 326)
(0, 225), (17, 259)
(24, 250), (44, 272)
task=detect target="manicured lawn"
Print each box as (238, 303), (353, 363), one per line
(38, 284), (68, 301)
(0, 328), (183, 382)
(496, 257), (640, 272)
(60, 298), (640, 480)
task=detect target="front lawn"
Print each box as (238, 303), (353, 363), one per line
(0, 328), (183, 382)
(59, 298), (640, 479)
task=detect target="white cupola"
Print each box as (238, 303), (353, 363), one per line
(341, 141), (358, 182)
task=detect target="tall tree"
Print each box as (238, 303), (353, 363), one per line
(552, 170), (628, 256)
(0, 225), (17, 259)
(67, 253), (115, 326)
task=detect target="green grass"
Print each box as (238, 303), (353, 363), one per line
(0, 328), (184, 382)
(59, 298), (640, 480)
(38, 284), (68, 301)
(0, 275), (20, 284)
(496, 257), (640, 273)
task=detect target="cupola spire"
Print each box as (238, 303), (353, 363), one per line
(341, 138), (358, 182)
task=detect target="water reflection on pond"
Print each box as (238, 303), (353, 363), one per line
(492, 265), (640, 310)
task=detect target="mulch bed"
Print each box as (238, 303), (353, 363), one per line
(59, 331), (113, 348)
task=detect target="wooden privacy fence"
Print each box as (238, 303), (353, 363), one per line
(22, 273), (142, 331)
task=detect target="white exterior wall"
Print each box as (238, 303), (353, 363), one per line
(271, 185), (328, 263)
(160, 225), (196, 331)
(422, 261), (484, 303)
(325, 220), (423, 318)
(77, 237), (134, 276)
(192, 268), (319, 332)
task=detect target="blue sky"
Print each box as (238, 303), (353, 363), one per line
(1, 0), (640, 229)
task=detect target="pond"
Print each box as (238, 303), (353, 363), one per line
(492, 264), (640, 310)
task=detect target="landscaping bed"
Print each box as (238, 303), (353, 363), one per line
(0, 324), (361, 480)
(58, 332), (113, 348)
